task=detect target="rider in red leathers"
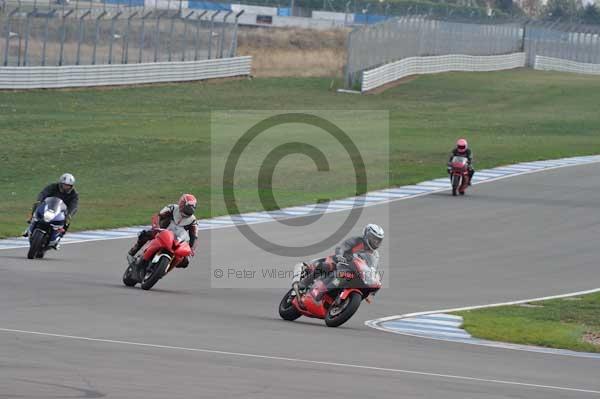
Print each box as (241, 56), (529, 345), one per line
(447, 138), (474, 185)
(127, 194), (198, 273)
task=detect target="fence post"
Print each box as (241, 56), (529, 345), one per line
(344, 27), (355, 88)
(181, 10), (194, 61)
(193, 10), (207, 61)
(122, 10), (137, 64)
(76, 9), (91, 65)
(108, 11), (122, 64)
(167, 9), (177, 62)
(23, 7), (36, 66)
(3, 7), (20, 66)
(41, 9), (56, 66)
(207, 10), (220, 60)
(92, 10), (107, 65)
(228, 10), (243, 58)
(218, 10), (232, 59)
(593, 31), (600, 64)
(58, 9), (74, 66)
(153, 10), (167, 62)
(138, 10), (153, 63)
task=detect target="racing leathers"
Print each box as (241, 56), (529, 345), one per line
(128, 204), (198, 269)
(26, 183), (79, 238)
(297, 236), (373, 290)
(448, 148), (474, 183)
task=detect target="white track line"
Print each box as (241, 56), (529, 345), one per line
(0, 327), (598, 395)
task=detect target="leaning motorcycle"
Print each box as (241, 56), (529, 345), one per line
(122, 228), (192, 291)
(279, 252), (382, 327)
(449, 155), (470, 196)
(27, 197), (67, 259)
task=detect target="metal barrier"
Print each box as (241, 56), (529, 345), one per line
(534, 55), (600, 75)
(361, 53), (526, 92)
(0, 55), (251, 88)
(346, 18), (600, 88)
(345, 16), (523, 87)
(524, 22), (600, 67)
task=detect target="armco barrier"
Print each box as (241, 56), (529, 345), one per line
(361, 53), (526, 92)
(534, 55), (600, 75)
(0, 57), (252, 89)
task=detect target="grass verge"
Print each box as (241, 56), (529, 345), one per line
(2, 69), (600, 237)
(455, 292), (600, 353)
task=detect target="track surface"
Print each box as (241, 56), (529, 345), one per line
(2, 164), (600, 398)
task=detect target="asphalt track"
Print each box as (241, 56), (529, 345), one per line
(2, 163), (600, 398)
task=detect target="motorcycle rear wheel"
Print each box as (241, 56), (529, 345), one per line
(325, 292), (362, 327)
(27, 230), (45, 260)
(279, 289), (302, 321)
(141, 256), (169, 290)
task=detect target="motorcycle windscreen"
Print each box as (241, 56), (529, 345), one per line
(171, 227), (192, 257)
(39, 197), (67, 223)
(44, 197), (67, 213)
(450, 156), (468, 168)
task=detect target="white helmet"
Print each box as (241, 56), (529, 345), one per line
(59, 173), (75, 193)
(363, 223), (384, 250)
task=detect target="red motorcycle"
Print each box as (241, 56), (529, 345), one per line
(279, 252), (382, 327)
(122, 228), (192, 290)
(449, 156), (470, 196)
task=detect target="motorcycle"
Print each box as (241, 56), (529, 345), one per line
(279, 252), (382, 327)
(27, 197), (67, 259)
(122, 227), (192, 291)
(449, 156), (470, 196)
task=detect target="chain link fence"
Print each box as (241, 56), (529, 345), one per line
(0, 0), (242, 66)
(524, 21), (600, 66)
(345, 16), (600, 87)
(345, 16), (524, 87)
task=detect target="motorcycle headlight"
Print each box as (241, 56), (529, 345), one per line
(43, 210), (56, 222)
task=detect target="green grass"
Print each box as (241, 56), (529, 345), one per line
(455, 292), (600, 353)
(2, 69), (600, 237)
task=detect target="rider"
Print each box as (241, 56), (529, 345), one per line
(24, 173), (79, 244)
(127, 193), (199, 273)
(295, 224), (385, 291)
(447, 138), (474, 185)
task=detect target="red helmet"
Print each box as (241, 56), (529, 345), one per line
(456, 138), (468, 153)
(178, 194), (197, 217)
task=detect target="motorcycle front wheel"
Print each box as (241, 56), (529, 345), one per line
(27, 230), (45, 260)
(141, 256), (170, 290)
(451, 174), (461, 196)
(325, 292), (362, 327)
(122, 264), (137, 287)
(279, 289), (302, 321)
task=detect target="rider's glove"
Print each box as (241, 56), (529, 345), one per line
(334, 254), (347, 264)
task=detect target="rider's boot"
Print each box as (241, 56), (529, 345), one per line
(128, 241), (142, 257)
(127, 241), (143, 264)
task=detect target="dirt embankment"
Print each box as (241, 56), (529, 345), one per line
(236, 27), (348, 77)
